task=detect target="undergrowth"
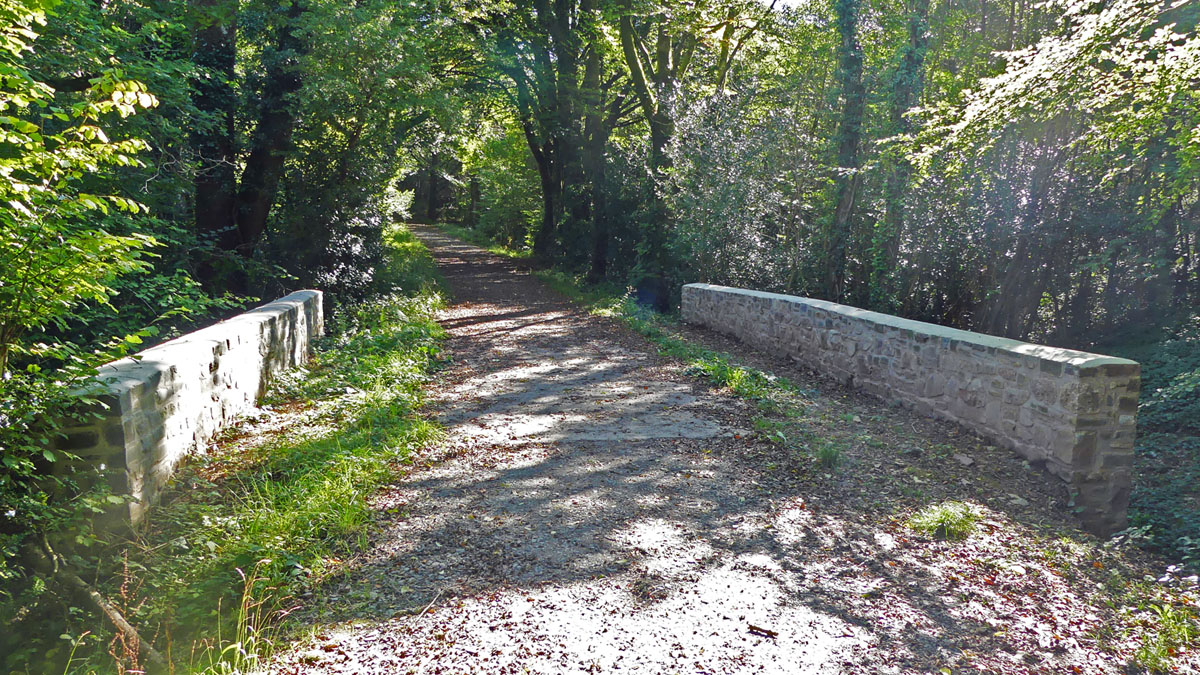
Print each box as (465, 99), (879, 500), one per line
(1134, 602), (1199, 673)
(1111, 318), (1200, 570)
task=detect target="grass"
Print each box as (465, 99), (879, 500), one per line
(815, 441), (844, 470)
(558, 285), (793, 404)
(1098, 567), (1200, 673)
(191, 560), (278, 675)
(1134, 602), (1199, 673)
(907, 501), (979, 540)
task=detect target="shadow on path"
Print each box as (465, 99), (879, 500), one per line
(270, 226), (1135, 675)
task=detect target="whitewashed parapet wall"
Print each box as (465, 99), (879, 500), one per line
(56, 291), (323, 525)
(681, 283), (1138, 535)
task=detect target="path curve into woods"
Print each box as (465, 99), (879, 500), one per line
(271, 226), (1177, 674)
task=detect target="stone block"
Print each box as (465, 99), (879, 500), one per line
(1072, 432), (1098, 467)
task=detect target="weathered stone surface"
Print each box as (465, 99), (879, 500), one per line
(56, 291), (323, 525)
(681, 283), (1138, 536)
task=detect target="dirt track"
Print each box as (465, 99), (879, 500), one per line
(271, 226), (1187, 675)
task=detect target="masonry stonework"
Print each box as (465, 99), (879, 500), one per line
(56, 291), (323, 525)
(681, 283), (1137, 535)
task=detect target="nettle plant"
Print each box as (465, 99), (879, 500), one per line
(0, 0), (157, 590)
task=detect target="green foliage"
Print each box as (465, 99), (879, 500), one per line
(263, 0), (464, 302)
(908, 501), (978, 540)
(462, 119), (541, 249)
(920, 0), (1200, 214)
(0, 350), (108, 577)
(0, 1), (176, 640)
(907, 0), (1199, 339)
(0, 0), (158, 370)
(0, 335), (162, 672)
(753, 416), (789, 445)
(1127, 433), (1200, 570)
(1119, 319), (1200, 436)
(664, 93), (802, 292)
(1111, 319), (1200, 570)
(1133, 603), (1199, 674)
(0, 4), (255, 602)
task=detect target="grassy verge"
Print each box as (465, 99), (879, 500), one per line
(537, 267), (804, 404)
(32, 225), (448, 674)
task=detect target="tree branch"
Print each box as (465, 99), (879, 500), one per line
(618, 7), (658, 123)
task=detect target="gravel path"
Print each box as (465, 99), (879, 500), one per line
(271, 227), (1179, 675)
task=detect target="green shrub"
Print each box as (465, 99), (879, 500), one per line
(1118, 318), (1200, 436)
(463, 122), (540, 249)
(816, 441), (844, 470)
(908, 501), (978, 540)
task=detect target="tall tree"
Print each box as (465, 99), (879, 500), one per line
(233, 0), (306, 261)
(870, 0), (931, 309)
(823, 0), (866, 301)
(581, 48), (636, 279)
(190, 0), (238, 280)
(616, 0), (695, 170)
(489, 0), (595, 257)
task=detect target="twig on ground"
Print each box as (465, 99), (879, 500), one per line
(747, 624), (779, 639)
(418, 590), (445, 618)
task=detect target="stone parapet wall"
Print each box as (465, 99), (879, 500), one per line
(681, 283), (1137, 535)
(57, 291), (323, 525)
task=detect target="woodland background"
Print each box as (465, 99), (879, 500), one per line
(0, 0), (1197, 670)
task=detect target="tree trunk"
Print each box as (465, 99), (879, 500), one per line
(824, 0), (866, 302)
(527, 128), (560, 258)
(872, 0), (930, 308)
(190, 0), (238, 283)
(233, 0), (306, 261)
(581, 50), (615, 281)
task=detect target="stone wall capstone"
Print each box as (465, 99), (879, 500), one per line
(681, 283), (1137, 535)
(56, 290), (323, 525)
